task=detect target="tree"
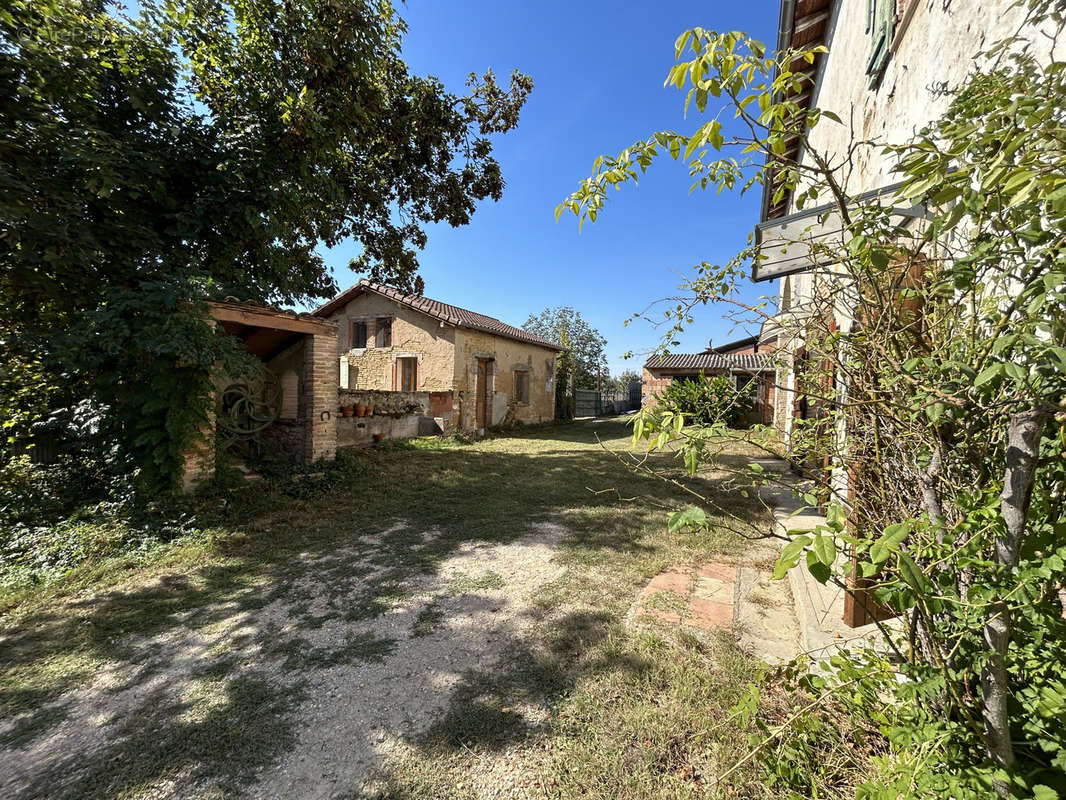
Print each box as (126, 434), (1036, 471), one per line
(522, 307), (608, 390)
(612, 369), (641, 393)
(560, 7), (1066, 798)
(1, 0), (531, 489)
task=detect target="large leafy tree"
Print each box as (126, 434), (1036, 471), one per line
(522, 307), (608, 390)
(0, 0), (531, 487)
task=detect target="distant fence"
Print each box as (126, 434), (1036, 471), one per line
(573, 380), (643, 417)
(574, 389), (600, 418)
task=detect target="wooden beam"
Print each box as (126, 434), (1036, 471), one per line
(792, 9), (830, 37)
(208, 302), (334, 336)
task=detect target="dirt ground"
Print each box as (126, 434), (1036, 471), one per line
(1, 420), (787, 799)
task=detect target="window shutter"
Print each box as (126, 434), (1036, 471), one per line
(866, 0), (893, 85)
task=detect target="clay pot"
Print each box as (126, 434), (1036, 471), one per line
(355, 404), (367, 417)
(366, 405), (375, 416)
(340, 405), (354, 418)
(372, 433), (385, 443)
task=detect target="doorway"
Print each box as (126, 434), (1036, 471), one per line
(475, 358), (493, 428)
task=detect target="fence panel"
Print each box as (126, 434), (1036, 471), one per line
(574, 389), (600, 417)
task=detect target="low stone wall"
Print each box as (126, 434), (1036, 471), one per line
(336, 389), (453, 447)
(339, 389), (453, 422)
(337, 413), (444, 447)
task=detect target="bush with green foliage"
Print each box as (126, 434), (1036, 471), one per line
(657, 373), (755, 428)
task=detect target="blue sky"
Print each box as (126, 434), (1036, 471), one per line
(320, 0), (781, 376)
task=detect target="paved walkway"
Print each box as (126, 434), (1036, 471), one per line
(628, 563), (737, 633)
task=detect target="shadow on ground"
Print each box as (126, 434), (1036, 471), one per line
(0, 420), (768, 799)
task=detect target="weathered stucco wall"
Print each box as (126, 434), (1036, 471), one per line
(326, 292), (457, 392)
(771, 0), (1063, 440)
(453, 329), (556, 429)
(797, 0), (1056, 202)
(784, 0), (1064, 307)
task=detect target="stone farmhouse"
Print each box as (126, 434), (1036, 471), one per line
(642, 336), (777, 424)
(314, 280), (563, 433)
(754, 0), (1060, 440)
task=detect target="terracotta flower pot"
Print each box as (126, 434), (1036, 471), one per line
(341, 405), (354, 418)
(355, 404), (367, 417)
(372, 433), (385, 443)
(366, 405), (375, 416)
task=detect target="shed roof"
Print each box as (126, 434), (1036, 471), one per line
(209, 300), (336, 361)
(314, 280), (564, 351)
(644, 352), (773, 372)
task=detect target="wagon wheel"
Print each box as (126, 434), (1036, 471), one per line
(217, 371), (282, 459)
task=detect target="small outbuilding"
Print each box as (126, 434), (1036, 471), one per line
(314, 281), (564, 433)
(641, 336), (777, 424)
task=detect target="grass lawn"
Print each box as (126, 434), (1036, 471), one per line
(0, 418), (860, 799)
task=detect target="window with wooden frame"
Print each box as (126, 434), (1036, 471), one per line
(351, 320), (368, 349)
(376, 317), (392, 347)
(514, 370), (530, 404)
(398, 357), (418, 391)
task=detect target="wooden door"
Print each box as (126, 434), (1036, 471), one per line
(476, 359), (491, 428)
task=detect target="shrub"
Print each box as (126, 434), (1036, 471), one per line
(657, 374), (755, 428)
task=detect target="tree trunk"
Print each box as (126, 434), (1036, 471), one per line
(982, 408), (1050, 779)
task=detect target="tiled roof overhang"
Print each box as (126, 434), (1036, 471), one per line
(759, 0), (835, 224)
(314, 280), (565, 351)
(644, 352), (774, 372)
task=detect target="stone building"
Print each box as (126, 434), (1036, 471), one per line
(754, 0), (1062, 441)
(749, 0), (1063, 625)
(641, 336), (777, 424)
(314, 281), (563, 432)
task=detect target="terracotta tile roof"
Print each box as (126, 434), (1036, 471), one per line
(644, 352), (774, 372)
(314, 280), (564, 351)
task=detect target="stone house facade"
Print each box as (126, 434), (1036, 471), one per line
(315, 281), (563, 432)
(755, 0), (1062, 442)
(750, 0), (1062, 625)
(642, 336), (777, 424)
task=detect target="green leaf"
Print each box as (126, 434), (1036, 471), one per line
(806, 551), (831, 584)
(668, 506), (708, 532)
(812, 533), (836, 566)
(870, 523), (911, 564)
(825, 503), (846, 532)
(898, 553), (932, 594)
(974, 363), (1003, 387)
(773, 535), (812, 580)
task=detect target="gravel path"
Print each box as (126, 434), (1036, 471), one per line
(0, 521), (570, 800)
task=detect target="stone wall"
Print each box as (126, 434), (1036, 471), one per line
(640, 367), (672, 410)
(303, 330), (338, 462)
(452, 329), (557, 430)
(337, 413), (443, 448)
(336, 388), (454, 447)
(180, 410), (216, 492)
(338, 388), (454, 430)
(263, 337), (308, 459)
